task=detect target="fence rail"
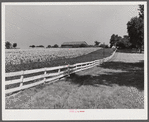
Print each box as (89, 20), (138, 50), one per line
(5, 49), (116, 95)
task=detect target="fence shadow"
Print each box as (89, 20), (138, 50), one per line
(66, 61), (144, 91)
(100, 60), (144, 70)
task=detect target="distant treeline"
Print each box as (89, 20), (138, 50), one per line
(29, 42), (109, 49)
(29, 44), (59, 48)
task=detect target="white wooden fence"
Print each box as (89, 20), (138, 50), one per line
(5, 49), (116, 95)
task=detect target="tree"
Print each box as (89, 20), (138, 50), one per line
(36, 45), (44, 48)
(127, 5), (144, 52)
(46, 45), (51, 48)
(29, 45), (35, 48)
(138, 5), (144, 19)
(13, 43), (17, 48)
(109, 34), (122, 48)
(117, 39), (130, 49)
(127, 17), (144, 52)
(94, 41), (100, 46)
(111, 35), (131, 49)
(110, 34), (115, 48)
(53, 44), (59, 48)
(80, 44), (87, 47)
(5, 41), (12, 49)
(122, 35), (131, 48)
(99, 43), (109, 48)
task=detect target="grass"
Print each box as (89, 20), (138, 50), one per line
(6, 48), (114, 72)
(6, 57), (144, 109)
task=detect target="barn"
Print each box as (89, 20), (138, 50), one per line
(61, 41), (88, 48)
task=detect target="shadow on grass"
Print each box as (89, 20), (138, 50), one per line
(66, 61), (144, 91)
(100, 60), (144, 71)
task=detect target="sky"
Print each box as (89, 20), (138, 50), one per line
(5, 4), (139, 49)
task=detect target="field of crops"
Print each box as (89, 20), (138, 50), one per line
(6, 48), (100, 65)
(7, 47), (114, 72)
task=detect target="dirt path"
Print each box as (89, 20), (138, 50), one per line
(110, 52), (144, 62)
(6, 52), (144, 109)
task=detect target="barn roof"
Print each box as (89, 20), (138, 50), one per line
(61, 41), (88, 45)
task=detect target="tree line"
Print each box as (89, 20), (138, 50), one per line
(5, 41), (109, 49)
(29, 41), (109, 48)
(109, 5), (144, 53)
(29, 44), (59, 48)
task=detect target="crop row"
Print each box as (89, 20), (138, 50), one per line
(5, 48), (100, 66)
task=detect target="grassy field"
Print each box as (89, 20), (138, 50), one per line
(6, 51), (144, 109)
(6, 48), (114, 72)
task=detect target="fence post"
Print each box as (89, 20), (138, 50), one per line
(58, 68), (61, 74)
(93, 61), (96, 66)
(76, 65), (77, 70)
(80, 64), (82, 70)
(96, 60), (98, 66)
(93, 61), (95, 66)
(67, 64), (70, 77)
(44, 68), (47, 83)
(19, 70), (24, 87)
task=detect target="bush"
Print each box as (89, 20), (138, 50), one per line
(52, 44), (59, 48)
(36, 45), (44, 48)
(79, 44), (87, 47)
(99, 44), (109, 48)
(46, 45), (51, 48)
(29, 45), (35, 48)
(5, 41), (12, 49)
(13, 43), (17, 48)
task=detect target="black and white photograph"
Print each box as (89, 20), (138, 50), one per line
(2, 1), (147, 120)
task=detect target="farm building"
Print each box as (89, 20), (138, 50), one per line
(61, 41), (88, 48)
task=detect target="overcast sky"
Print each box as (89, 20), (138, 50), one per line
(5, 4), (139, 49)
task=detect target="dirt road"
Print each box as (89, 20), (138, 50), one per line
(110, 52), (144, 62)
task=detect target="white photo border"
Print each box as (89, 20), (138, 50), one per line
(2, 1), (148, 120)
